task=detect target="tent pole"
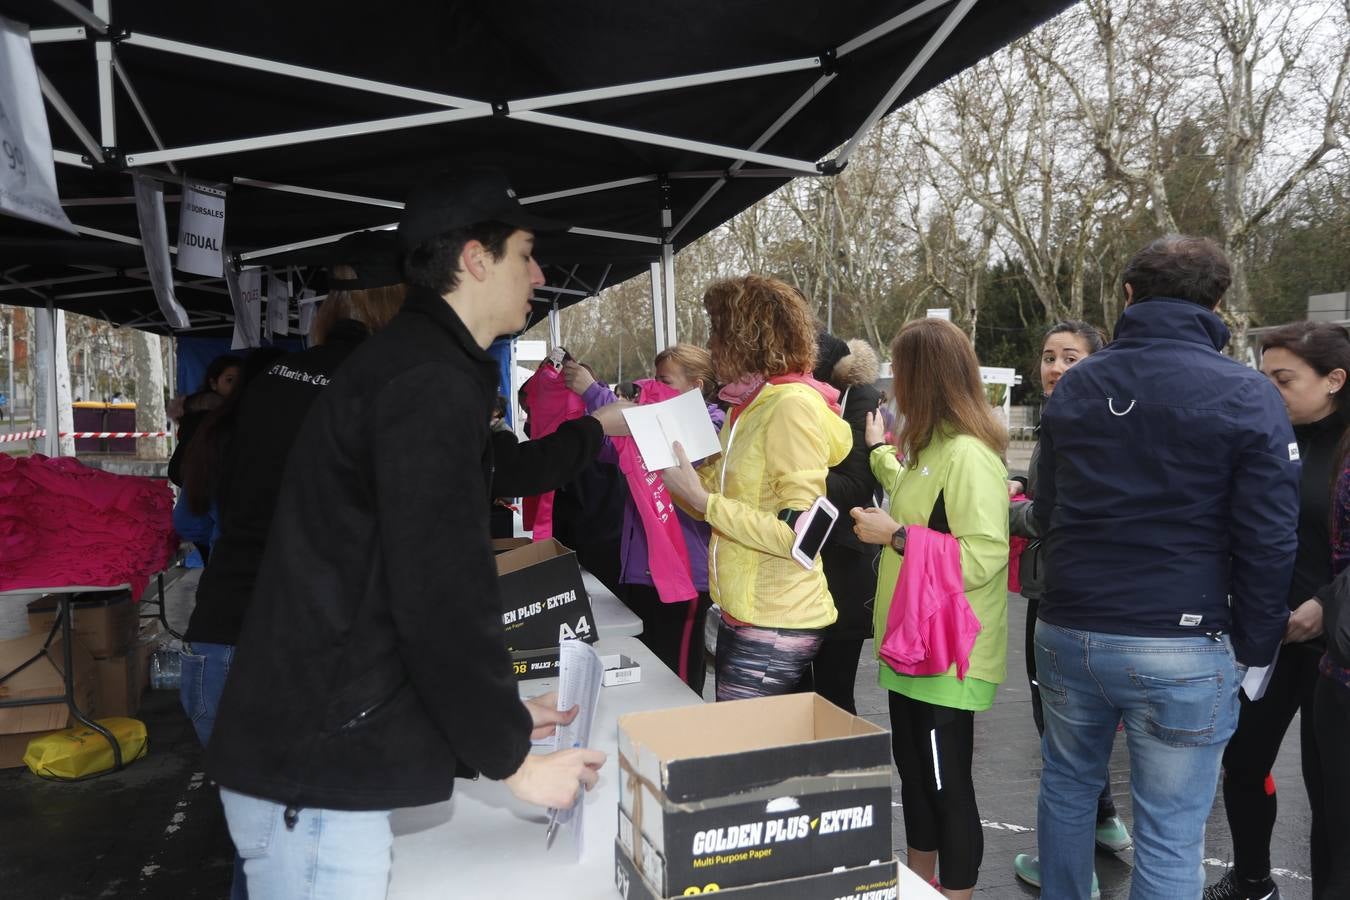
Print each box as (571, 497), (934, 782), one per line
(41, 301), (59, 457)
(661, 243), (677, 348)
(649, 262), (666, 356)
(94, 0), (115, 147)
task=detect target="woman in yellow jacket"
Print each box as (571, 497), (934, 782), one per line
(664, 275), (852, 700)
(850, 318), (1009, 899)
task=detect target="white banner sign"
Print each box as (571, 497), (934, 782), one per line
(265, 271), (290, 339)
(226, 262), (262, 349)
(175, 180), (225, 277)
(0, 16), (75, 234)
(132, 174), (191, 330)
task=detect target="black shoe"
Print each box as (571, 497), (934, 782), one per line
(1203, 870), (1280, 900)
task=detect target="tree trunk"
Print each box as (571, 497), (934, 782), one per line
(132, 330), (168, 459)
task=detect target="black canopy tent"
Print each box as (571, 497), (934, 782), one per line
(1, 0), (1072, 344)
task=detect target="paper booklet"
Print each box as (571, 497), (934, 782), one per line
(546, 639), (604, 858)
(620, 388), (722, 471)
(1241, 662), (1276, 703)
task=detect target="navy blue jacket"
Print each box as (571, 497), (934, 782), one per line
(1033, 297), (1299, 665)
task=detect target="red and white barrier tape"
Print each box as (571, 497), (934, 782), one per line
(0, 430), (173, 443)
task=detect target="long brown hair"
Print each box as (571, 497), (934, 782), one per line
(703, 275), (817, 382)
(310, 266), (406, 346)
(890, 318), (1007, 462)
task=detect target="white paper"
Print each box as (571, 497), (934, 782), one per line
(225, 263), (262, 349)
(620, 388), (722, 471)
(132, 175), (191, 329)
(298, 289), (319, 337)
(265, 271), (290, 339)
(0, 17), (75, 234)
(549, 639), (603, 859)
(175, 180), (226, 277)
(1241, 663), (1275, 702)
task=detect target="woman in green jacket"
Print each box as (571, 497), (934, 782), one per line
(850, 317), (1009, 899)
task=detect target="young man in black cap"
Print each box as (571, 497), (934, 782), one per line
(206, 173), (615, 898)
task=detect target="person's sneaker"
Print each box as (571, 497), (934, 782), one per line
(1094, 814), (1132, 852)
(1013, 854), (1101, 899)
(1203, 869), (1280, 900)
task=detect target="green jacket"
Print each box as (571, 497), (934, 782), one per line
(870, 428), (1010, 698)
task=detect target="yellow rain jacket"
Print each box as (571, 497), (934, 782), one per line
(695, 382), (853, 628)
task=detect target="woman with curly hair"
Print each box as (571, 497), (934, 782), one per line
(663, 275), (852, 700)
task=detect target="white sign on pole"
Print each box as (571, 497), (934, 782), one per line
(0, 16), (75, 234)
(926, 308), (952, 321)
(265, 271), (290, 339)
(175, 180), (226, 277)
(132, 174), (191, 330)
(225, 262), (262, 349)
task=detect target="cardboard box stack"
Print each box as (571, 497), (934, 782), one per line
(616, 693), (899, 899)
(0, 632), (97, 769)
(493, 539), (598, 680)
(24, 592), (148, 718)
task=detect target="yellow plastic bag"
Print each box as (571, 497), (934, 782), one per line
(23, 717), (147, 780)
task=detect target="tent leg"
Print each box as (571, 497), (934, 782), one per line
(649, 261), (666, 356)
(661, 243), (677, 347)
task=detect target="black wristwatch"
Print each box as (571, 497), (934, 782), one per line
(889, 527), (906, 554)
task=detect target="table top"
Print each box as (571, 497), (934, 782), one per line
(582, 570), (641, 639)
(387, 636), (698, 899)
(386, 635), (938, 899)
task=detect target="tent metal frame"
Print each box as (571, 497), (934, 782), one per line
(18, 0), (976, 356)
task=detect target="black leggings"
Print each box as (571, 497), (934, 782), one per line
(888, 691), (982, 890)
(798, 638), (865, 714)
(1026, 598), (1117, 820)
(1220, 640), (1323, 883)
(622, 585), (713, 696)
(1314, 675), (1350, 900)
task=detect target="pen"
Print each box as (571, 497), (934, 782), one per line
(545, 808), (558, 846)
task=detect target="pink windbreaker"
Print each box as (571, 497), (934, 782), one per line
(879, 524), (982, 679)
(520, 364), (586, 540)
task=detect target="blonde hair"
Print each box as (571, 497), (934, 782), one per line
(890, 318), (1007, 461)
(310, 264), (406, 344)
(703, 275), (817, 382)
(655, 343), (717, 400)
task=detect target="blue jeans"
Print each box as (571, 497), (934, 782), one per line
(181, 643), (248, 900)
(219, 788), (394, 900)
(1035, 621), (1242, 900)
(180, 642), (236, 749)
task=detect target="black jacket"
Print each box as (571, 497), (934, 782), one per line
(185, 321), (370, 646)
(1035, 298), (1299, 665)
(208, 287), (534, 811)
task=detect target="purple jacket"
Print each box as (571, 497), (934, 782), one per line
(583, 382), (723, 592)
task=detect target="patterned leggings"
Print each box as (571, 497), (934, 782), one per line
(714, 616), (825, 701)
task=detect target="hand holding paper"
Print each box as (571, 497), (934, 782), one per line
(620, 389), (721, 471)
(661, 443), (709, 515)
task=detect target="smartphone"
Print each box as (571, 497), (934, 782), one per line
(790, 496), (839, 570)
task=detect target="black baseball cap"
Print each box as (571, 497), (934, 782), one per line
(397, 170), (567, 250)
(327, 230), (402, 290)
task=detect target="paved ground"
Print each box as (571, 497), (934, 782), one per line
(0, 572), (1316, 898)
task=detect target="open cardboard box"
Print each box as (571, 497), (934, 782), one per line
(615, 841), (900, 900)
(495, 539), (597, 680)
(0, 632), (98, 767)
(617, 693), (892, 896)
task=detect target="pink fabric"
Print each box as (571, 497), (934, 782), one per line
(879, 525), (982, 679)
(521, 365), (587, 540)
(1007, 492), (1030, 592)
(0, 454), (177, 600)
(724, 372), (841, 426)
(610, 379), (697, 605)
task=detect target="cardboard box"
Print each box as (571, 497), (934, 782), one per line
(615, 842), (900, 900)
(0, 632), (97, 738)
(602, 653), (642, 687)
(618, 694), (893, 896)
(496, 539), (597, 679)
(93, 651), (145, 719)
(27, 591), (139, 658)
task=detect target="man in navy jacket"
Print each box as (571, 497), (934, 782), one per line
(1031, 235), (1299, 900)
